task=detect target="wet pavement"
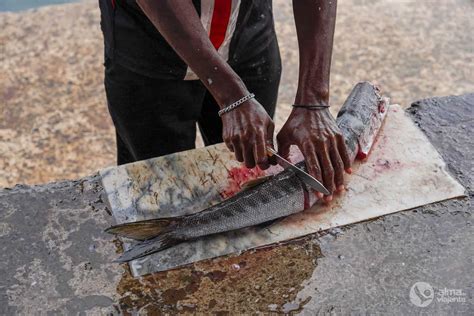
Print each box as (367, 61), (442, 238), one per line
(0, 94), (472, 314)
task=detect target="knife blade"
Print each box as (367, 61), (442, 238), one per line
(266, 147), (330, 195)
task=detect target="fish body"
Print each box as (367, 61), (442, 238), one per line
(106, 82), (388, 263)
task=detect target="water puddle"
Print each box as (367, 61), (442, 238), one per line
(113, 237), (323, 314)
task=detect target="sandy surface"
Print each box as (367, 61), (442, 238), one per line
(1, 0), (473, 187)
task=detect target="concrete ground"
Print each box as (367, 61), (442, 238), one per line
(0, 94), (472, 314)
(1, 0), (473, 187)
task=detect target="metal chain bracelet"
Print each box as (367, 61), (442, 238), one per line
(218, 93), (255, 117)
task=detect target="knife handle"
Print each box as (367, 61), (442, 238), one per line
(265, 146), (278, 165)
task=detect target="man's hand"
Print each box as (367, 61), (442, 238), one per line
(222, 99), (274, 170)
(277, 107), (351, 201)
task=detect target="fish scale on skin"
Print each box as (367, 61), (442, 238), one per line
(181, 173), (306, 238)
(106, 81), (387, 263)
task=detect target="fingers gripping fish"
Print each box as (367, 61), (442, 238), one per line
(106, 82), (388, 263)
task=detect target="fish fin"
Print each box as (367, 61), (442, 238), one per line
(113, 234), (178, 263)
(240, 175), (272, 191)
(105, 217), (179, 241)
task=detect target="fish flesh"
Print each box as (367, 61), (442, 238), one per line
(106, 81), (388, 263)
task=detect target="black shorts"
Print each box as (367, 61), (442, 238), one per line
(104, 41), (281, 165)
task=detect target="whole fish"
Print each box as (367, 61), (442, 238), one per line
(106, 82), (388, 263)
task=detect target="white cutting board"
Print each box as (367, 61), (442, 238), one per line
(100, 105), (465, 276)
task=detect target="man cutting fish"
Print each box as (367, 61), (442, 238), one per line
(99, 0), (352, 202)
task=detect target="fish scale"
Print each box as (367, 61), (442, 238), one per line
(173, 172), (306, 239)
(106, 81), (388, 263)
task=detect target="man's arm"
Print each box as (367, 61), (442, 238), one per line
(277, 0), (351, 201)
(136, 0), (274, 169)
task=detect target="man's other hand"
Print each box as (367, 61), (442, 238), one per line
(222, 99), (275, 170)
(277, 107), (352, 202)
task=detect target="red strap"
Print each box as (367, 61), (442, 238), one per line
(209, 0), (232, 50)
(111, 0), (115, 9)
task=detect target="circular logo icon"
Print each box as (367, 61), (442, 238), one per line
(410, 282), (434, 307)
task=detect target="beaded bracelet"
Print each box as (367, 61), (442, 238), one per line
(218, 93), (255, 117)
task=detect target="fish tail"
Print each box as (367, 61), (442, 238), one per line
(105, 217), (181, 241)
(113, 233), (178, 263)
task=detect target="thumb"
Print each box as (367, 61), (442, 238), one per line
(266, 121), (275, 147)
(266, 122), (278, 165)
(276, 131), (291, 159)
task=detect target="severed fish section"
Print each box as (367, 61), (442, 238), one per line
(106, 81), (389, 263)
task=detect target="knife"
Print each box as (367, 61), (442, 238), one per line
(266, 147), (330, 195)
